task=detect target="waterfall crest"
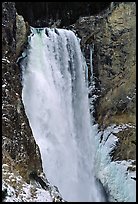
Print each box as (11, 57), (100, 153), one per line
(21, 27), (104, 202)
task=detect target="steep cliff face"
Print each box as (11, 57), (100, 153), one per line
(2, 1), (43, 183)
(74, 2), (136, 162)
(95, 2), (136, 162)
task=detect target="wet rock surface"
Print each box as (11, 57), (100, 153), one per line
(16, 14), (30, 58)
(2, 2), (43, 182)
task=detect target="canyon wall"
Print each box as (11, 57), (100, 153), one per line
(74, 2), (136, 162)
(2, 1), (43, 183)
(2, 1), (136, 201)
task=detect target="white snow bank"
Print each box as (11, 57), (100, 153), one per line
(2, 161), (66, 202)
(2, 163), (63, 202)
(2, 180), (52, 202)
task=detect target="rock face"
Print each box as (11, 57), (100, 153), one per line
(2, 2), (43, 182)
(74, 2), (136, 162)
(94, 2), (136, 162)
(16, 14), (29, 58)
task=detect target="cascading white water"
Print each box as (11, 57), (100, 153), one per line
(21, 27), (105, 202)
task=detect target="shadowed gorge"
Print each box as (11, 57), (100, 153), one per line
(15, 2), (110, 27)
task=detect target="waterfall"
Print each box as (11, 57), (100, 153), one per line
(21, 27), (105, 202)
(90, 45), (94, 81)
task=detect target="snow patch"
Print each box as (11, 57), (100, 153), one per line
(2, 163), (65, 202)
(2, 181), (53, 202)
(2, 58), (10, 64)
(2, 84), (6, 88)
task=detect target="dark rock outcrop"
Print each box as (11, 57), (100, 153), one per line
(2, 2), (43, 182)
(2, 189), (8, 202)
(16, 14), (30, 58)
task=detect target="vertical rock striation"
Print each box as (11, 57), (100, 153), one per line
(74, 2), (136, 162)
(2, 2), (43, 183)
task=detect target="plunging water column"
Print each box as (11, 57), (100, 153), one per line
(21, 27), (104, 202)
